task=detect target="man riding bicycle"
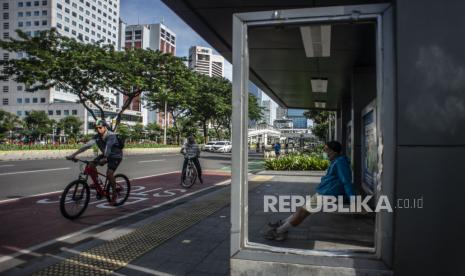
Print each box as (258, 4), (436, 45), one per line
(181, 136), (203, 184)
(66, 119), (123, 205)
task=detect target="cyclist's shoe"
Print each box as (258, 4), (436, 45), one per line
(110, 192), (118, 206)
(199, 178), (204, 184)
(89, 183), (97, 189)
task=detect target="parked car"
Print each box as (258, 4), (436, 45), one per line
(212, 141), (232, 153)
(203, 141), (217, 151)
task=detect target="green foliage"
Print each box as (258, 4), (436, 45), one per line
(116, 124), (131, 139)
(0, 109), (22, 139)
(303, 110), (332, 141)
(58, 116), (82, 139)
(264, 153), (329, 171)
(0, 142), (176, 151)
(24, 110), (52, 140)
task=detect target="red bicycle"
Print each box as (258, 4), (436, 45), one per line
(60, 158), (131, 219)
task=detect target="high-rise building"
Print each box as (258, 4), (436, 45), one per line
(276, 107), (287, 120)
(188, 46), (224, 78)
(287, 108), (308, 129)
(121, 22), (176, 127)
(0, 0), (126, 133)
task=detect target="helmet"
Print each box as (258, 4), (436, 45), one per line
(188, 136), (195, 144)
(95, 119), (108, 128)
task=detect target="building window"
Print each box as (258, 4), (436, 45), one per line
(2, 98), (8, 105)
(72, 21), (76, 26)
(17, 12), (23, 17)
(48, 110), (53, 115)
(34, 1), (40, 7)
(17, 86), (23, 91)
(65, 8), (69, 14)
(26, 11), (31, 17)
(56, 110), (61, 115)
(57, 13), (62, 19)
(18, 2), (24, 8)
(3, 32), (9, 39)
(40, 97), (46, 103)
(32, 97), (38, 103)
(64, 110), (69, 115)
(42, 0), (47, 6)
(17, 111), (22, 116)
(34, 11), (40, 16)
(17, 98), (22, 104)
(25, 111), (29, 116)
(71, 30), (76, 35)
(72, 109), (77, 115)
(34, 21), (39, 26)
(42, 20), (47, 25)
(42, 10), (47, 16)
(57, 3), (62, 9)
(25, 98), (30, 103)
(18, 22), (23, 27)
(65, 17), (69, 23)
(3, 3), (8, 9)
(3, 53), (9, 60)
(3, 86), (8, 93)
(25, 21), (31, 27)
(56, 23), (62, 29)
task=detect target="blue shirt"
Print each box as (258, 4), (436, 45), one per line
(274, 143), (281, 153)
(316, 155), (354, 198)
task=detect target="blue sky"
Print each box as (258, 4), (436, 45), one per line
(120, 0), (233, 79)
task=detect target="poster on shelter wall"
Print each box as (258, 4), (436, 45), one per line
(362, 107), (377, 193)
(346, 121), (352, 164)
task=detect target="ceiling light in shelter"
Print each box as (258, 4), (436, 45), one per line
(314, 101), (326, 108)
(300, 25), (331, 57)
(311, 78), (328, 93)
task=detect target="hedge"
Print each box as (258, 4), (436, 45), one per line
(264, 153), (329, 171)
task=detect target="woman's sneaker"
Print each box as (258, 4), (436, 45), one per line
(268, 220), (283, 229)
(264, 229), (287, 241)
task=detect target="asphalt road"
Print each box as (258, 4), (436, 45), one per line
(0, 151), (233, 201)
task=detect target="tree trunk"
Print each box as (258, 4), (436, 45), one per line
(203, 121), (208, 144)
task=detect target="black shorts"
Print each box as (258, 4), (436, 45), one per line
(107, 158), (122, 171)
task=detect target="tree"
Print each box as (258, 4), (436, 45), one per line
(248, 94), (263, 122)
(144, 54), (196, 144)
(58, 116), (83, 141)
(0, 110), (22, 141)
(116, 124), (131, 140)
(131, 123), (145, 141)
(145, 122), (162, 142)
(303, 110), (331, 141)
(0, 30), (164, 131)
(24, 111), (51, 141)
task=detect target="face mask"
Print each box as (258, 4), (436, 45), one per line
(322, 152), (328, 160)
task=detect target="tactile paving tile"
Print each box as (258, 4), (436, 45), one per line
(33, 190), (230, 276)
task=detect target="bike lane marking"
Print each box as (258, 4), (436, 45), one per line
(138, 159), (166, 163)
(0, 171), (231, 267)
(0, 167), (70, 176)
(0, 171), (180, 205)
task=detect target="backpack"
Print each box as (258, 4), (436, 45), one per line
(116, 134), (126, 149)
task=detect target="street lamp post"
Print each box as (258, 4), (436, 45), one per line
(163, 101), (167, 145)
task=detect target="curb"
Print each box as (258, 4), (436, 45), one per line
(0, 147), (181, 161)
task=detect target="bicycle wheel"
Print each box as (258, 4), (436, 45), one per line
(181, 164), (197, 188)
(60, 180), (90, 220)
(105, 174), (131, 206)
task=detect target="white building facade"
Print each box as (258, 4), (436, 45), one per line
(188, 46), (224, 78)
(0, 0), (140, 133)
(123, 22), (176, 126)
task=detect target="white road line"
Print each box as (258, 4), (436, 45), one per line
(0, 165), (14, 168)
(0, 177), (231, 266)
(138, 159), (166, 163)
(0, 167), (70, 176)
(0, 171), (180, 204)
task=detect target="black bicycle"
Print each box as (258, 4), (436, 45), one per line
(181, 156), (198, 188)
